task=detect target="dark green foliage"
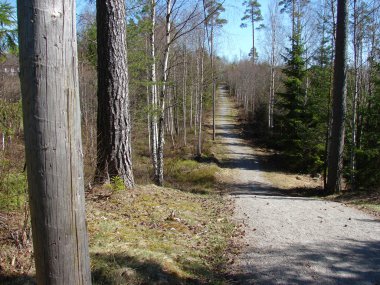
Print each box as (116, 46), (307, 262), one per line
(204, 0), (227, 27)
(0, 2), (17, 59)
(276, 29), (332, 173)
(276, 34), (308, 166)
(241, 0), (264, 29)
(355, 63), (380, 188)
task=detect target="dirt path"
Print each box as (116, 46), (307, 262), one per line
(215, 87), (380, 285)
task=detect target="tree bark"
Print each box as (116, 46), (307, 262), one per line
(211, 25), (216, 141)
(149, 0), (159, 181)
(350, 0), (359, 190)
(17, 1), (91, 284)
(95, 0), (134, 188)
(197, 45), (205, 157)
(326, 0), (348, 194)
(182, 44), (187, 146)
(156, 0), (173, 186)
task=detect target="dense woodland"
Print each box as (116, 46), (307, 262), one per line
(0, 0), (378, 283)
(226, 0), (380, 192)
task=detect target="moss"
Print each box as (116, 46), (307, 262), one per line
(88, 185), (234, 284)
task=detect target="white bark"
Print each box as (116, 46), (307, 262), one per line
(150, 0), (159, 180)
(157, 0), (173, 186)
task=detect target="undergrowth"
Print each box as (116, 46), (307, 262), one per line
(88, 184), (234, 284)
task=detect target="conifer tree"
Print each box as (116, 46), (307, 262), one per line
(241, 0), (263, 63)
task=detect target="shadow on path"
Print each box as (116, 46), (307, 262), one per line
(231, 240), (380, 285)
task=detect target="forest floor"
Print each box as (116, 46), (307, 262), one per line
(212, 87), (380, 285)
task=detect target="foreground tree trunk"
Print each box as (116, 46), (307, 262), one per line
(326, 0), (348, 194)
(17, 1), (91, 284)
(95, 0), (134, 187)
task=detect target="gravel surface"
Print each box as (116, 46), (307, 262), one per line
(216, 88), (380, 285)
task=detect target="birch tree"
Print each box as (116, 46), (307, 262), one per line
(156, 0), (174, 186)
(17, 0), (91, 283)
(149, 0), (159, 182)
(267, 0), (281, 129)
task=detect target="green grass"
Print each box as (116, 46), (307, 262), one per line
(166, 158), (220, 193)
(88, 185), (234, 284)
(0, 172), (27, 211)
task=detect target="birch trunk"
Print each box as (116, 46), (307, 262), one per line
(211, 25), (216, 141)
(350, 0), (358, 190)
(182, 45), (187, 146)
(17, 1), (91, 283)
(156, 0), (173, 186)
(197, 44), (205, 157)
(150, 0), (159, 180)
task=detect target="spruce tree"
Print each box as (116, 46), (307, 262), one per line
(277, 32), (308, 162)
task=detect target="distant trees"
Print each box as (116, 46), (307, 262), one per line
(226, 0), (380, 191)
(95, 0), (134, 188)
(17, 0), (91, 283)
(204, 0), (227, 141)
(267, 0), (281, 129)
(241, 0), (263, 63)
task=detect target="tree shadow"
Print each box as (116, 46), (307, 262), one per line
(0, 275), (36, 285)
(0, 251), (220, 285)
(229, 240), (380, 285)
(91, 252), (216, 285)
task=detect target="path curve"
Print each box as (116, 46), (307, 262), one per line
(215, 87), (380, 285)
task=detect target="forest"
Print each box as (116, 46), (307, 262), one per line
(0, 0), (379, 284)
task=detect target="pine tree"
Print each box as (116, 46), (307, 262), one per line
(241, 0), (263, 63)
(95, 0), (134, 187)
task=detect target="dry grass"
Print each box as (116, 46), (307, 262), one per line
(88, 184), (234, 284)
(1, 182), (235, 284)
(328, 190), (380, 218)
(0, 117), (236, 285)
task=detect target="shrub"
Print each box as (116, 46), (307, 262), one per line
(0, 172), (27, 211)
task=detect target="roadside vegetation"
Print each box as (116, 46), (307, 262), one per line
(0, 120), (236, 284)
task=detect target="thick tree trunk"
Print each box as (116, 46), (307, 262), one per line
(95, 0), (134, 188)
(326, 0), (348, 194)
(17, 1), (91, 284)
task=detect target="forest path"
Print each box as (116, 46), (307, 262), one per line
(214, 86), (380, 285)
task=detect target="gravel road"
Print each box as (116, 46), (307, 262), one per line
(215, 87), (380, 285)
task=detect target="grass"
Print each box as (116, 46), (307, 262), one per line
(328, 190), (380, 217)
(165, 158), (220, 194)
(1, 182), (235, 284)
(0, 104), (236, 284)
(88, 184), (234, 284)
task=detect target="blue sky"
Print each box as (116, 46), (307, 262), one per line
(8, 0), (273, 62)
